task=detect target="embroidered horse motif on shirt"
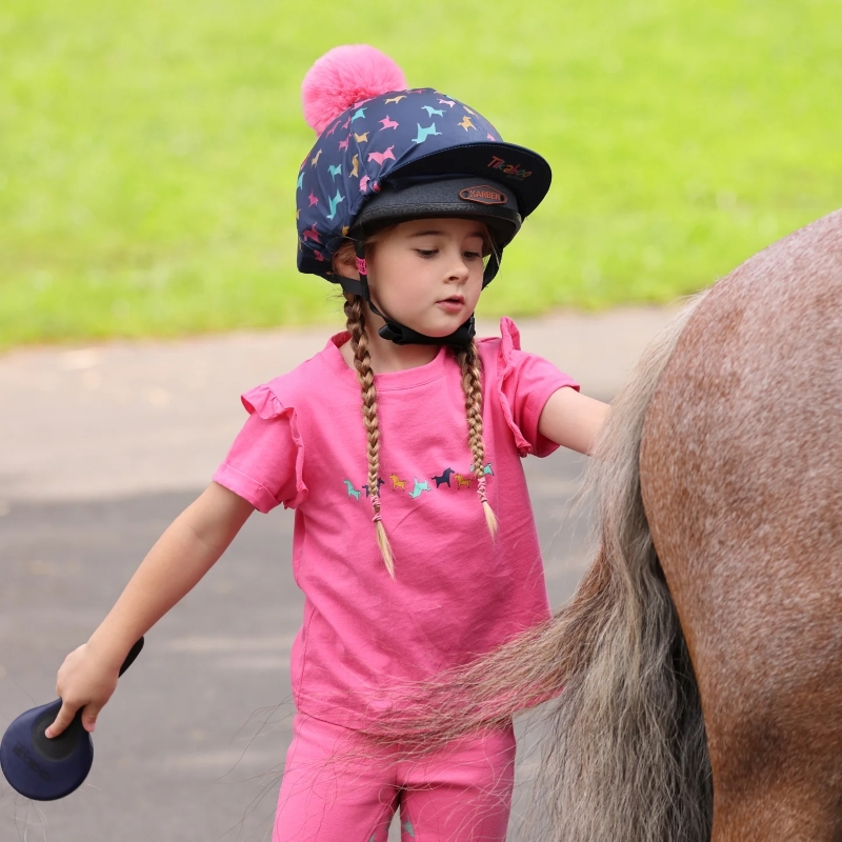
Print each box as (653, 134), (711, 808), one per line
(381, 466), (489, 494)
(343, 479), (361, 500)
(432, 467), (456, 487)
(409, 478), (432, 498)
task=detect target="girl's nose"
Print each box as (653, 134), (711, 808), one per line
(446, 252), (471, 281)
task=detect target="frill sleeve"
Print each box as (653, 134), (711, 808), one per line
(212, 383), (308, 512)
(492, 317), (580, 458)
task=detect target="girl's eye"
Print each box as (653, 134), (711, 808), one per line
(416, 249), (437, 258)
(464, 251), (482, 260)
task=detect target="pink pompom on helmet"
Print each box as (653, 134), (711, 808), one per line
(301, 44), (407, 134)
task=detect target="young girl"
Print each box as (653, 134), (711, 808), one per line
(46, 45), (609, 841)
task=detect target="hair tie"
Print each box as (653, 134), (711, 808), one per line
(476, 476), (489, 506)
(371, 494), (383, 524)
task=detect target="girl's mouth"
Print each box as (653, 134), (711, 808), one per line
(437, 295), (465, 313)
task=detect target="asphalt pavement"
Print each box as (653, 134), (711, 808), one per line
(0, 307), (677, 842)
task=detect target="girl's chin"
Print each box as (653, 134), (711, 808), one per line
(422, 318), (470, 338)
(381, 309), (473, 340)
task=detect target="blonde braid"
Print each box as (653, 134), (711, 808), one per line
(456, 341), (498, 537)
(344, 295), (395, 576)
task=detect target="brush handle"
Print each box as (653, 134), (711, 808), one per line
(118, 636), (144, 677)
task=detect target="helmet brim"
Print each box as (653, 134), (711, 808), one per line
(354, 176), (522, 249)
(388, 141), (552, 220)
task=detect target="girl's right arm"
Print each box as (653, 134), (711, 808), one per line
(45, 481), (254, 738)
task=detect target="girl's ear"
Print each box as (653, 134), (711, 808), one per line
(333, 249), (360, 280)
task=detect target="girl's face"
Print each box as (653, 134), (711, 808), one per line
(365, 218), (488, 339)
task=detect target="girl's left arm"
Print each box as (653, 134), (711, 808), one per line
(538, 387), (610, 456)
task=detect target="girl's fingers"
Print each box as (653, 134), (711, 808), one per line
(44, 701), (79, 739)
(80, 704), (101, 733)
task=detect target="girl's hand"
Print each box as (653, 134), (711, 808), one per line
(45, 643), (122, 738)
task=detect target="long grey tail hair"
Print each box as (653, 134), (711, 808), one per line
(532, 290), (714, 841)
(368, 292), (713, 842)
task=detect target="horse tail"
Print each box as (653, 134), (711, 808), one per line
(533, 289), (713, 842)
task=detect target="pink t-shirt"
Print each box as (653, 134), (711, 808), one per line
(213, 318), (578, 727)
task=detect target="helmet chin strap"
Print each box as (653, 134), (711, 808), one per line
(368, 299), (476, 346)
(349, 246), (476, 347)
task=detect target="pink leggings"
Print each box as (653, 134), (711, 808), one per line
(273, 714), (516, 842)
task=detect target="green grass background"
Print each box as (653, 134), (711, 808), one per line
(2, 0), (841, 348)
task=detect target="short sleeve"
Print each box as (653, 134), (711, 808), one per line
(212, 384), (308, 513)
(490, 317), (580, 458)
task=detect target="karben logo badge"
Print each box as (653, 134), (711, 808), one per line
(459, 185), (508, 206)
